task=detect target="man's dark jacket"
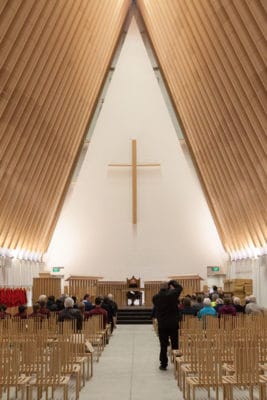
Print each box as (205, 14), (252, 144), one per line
(152, 284), (182, 329)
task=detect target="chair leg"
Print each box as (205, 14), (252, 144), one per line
(261, 384), (267, 400)
(249, 386), (253, 400)
(37, 386), (42, 400)
(182, 372), (186, 398)
(90, 355), (93, 377)
(259, 385), (262, 400)
(177, 366), (181, 388)
(222, 385), (226, 400)
(186, 383), (190, 400)
(229, 386), (233, 400)
(76, 372), (80, 399)
(52, 384), (55, 399)
(192, 386), (195, 400)
(26, 385), (32, 400)
(64, 385), (68, 400)
(215, 385), (219, 400)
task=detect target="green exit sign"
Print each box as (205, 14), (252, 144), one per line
(52, 267), (61, 273)
(211, 267), (220, 272)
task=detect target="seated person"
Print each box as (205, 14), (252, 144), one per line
(0, 304), (11, 319)
(233, 296), (245, 313)
(58, 297), (83, 331)
(197, 298), (217, 319)
(218, 298), (236, 316)
(29, 303), (45, 319)
(245, 295), (265, 315)
(84, 297), (108, 327)
(38, 300), (51, 318)
(83, 293), (94, 312)
(180, 297), (197, 317)
(127, 276), (142, 306)
(13, 305), (28, 319)
(46, 295), (57, 311)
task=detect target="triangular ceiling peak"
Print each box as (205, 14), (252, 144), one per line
(46, 15), (227, 280)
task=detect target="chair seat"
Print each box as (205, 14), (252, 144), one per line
(222, 375), (267, 384)
(17, 376), (32, 385)
(0, 375), (31, 385)
(181, 364), (195, 373)
(260, 375), (267, 383)
(186, 376), (220, 385)
(173, 349), (183, 357)
(222, 363), (235, 373)
(31, 375), (71, 385)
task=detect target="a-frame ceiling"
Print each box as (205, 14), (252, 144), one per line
(0, 0), (131, 254)
(137, 0), (267, 259)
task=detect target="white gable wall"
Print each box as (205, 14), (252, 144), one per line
(46, 18), (227, 282)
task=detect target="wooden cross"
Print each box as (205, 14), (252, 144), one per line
(108, 139), (160, 224)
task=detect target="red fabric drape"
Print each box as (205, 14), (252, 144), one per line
(0, 288), (27, 307)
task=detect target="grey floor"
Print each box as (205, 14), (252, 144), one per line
(79, 325), (262, 400)
(2, 325), (261, 399)
(79, 324), (182, 400)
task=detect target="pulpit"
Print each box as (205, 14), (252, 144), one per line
(126, 276), (142, 306)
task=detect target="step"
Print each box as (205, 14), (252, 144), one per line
(117, 307), (153, 325)
(118, 312), (152, 317)
(117, 320), (152, 325)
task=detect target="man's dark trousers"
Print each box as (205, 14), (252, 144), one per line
(158, 325), (178, 368)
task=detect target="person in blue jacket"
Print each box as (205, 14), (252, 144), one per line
(197, 297), (217, 319)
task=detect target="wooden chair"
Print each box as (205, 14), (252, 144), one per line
(179, 335), (201, 397)
(73, 335), (94, 380)
(57, 336), (82, 400)
(29, 340), (71, 400)
(83, 316), (106, 361)
(185, 345), (224, 400)
(259, 332), (267, 374)
(126, 276), (142, 306)
(222, 339), (267, 400)
(0, 340), (31, 400)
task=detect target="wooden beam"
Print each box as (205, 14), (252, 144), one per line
(132, 139), (137, 224)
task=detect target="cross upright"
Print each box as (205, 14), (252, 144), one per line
(108, 139), (160, 224)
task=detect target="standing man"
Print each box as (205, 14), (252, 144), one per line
(153, 280), (183, 370)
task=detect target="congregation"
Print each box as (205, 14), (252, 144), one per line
(0, 292), (118, 334)
(1, 282), (267, 400)
(152, 282), (266, 374)
(177, 286), (265, 319)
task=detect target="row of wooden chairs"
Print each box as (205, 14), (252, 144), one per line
(0, 315), (110, 399)
(0, 335), (83, 400)
(173, 315), (267, 400)
(179, 313), (267, 332)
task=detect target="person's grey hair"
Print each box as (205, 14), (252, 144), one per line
(107, 293), (113, 299)
(203, 298), (211, 306)
(64, 297), (74, 308)
(233, 297), (241, 305)
(248, 295), (256, 303)
(211, 293), (219, 301)
(216, 298), (224, 305)
(38, 294), (47, 302)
